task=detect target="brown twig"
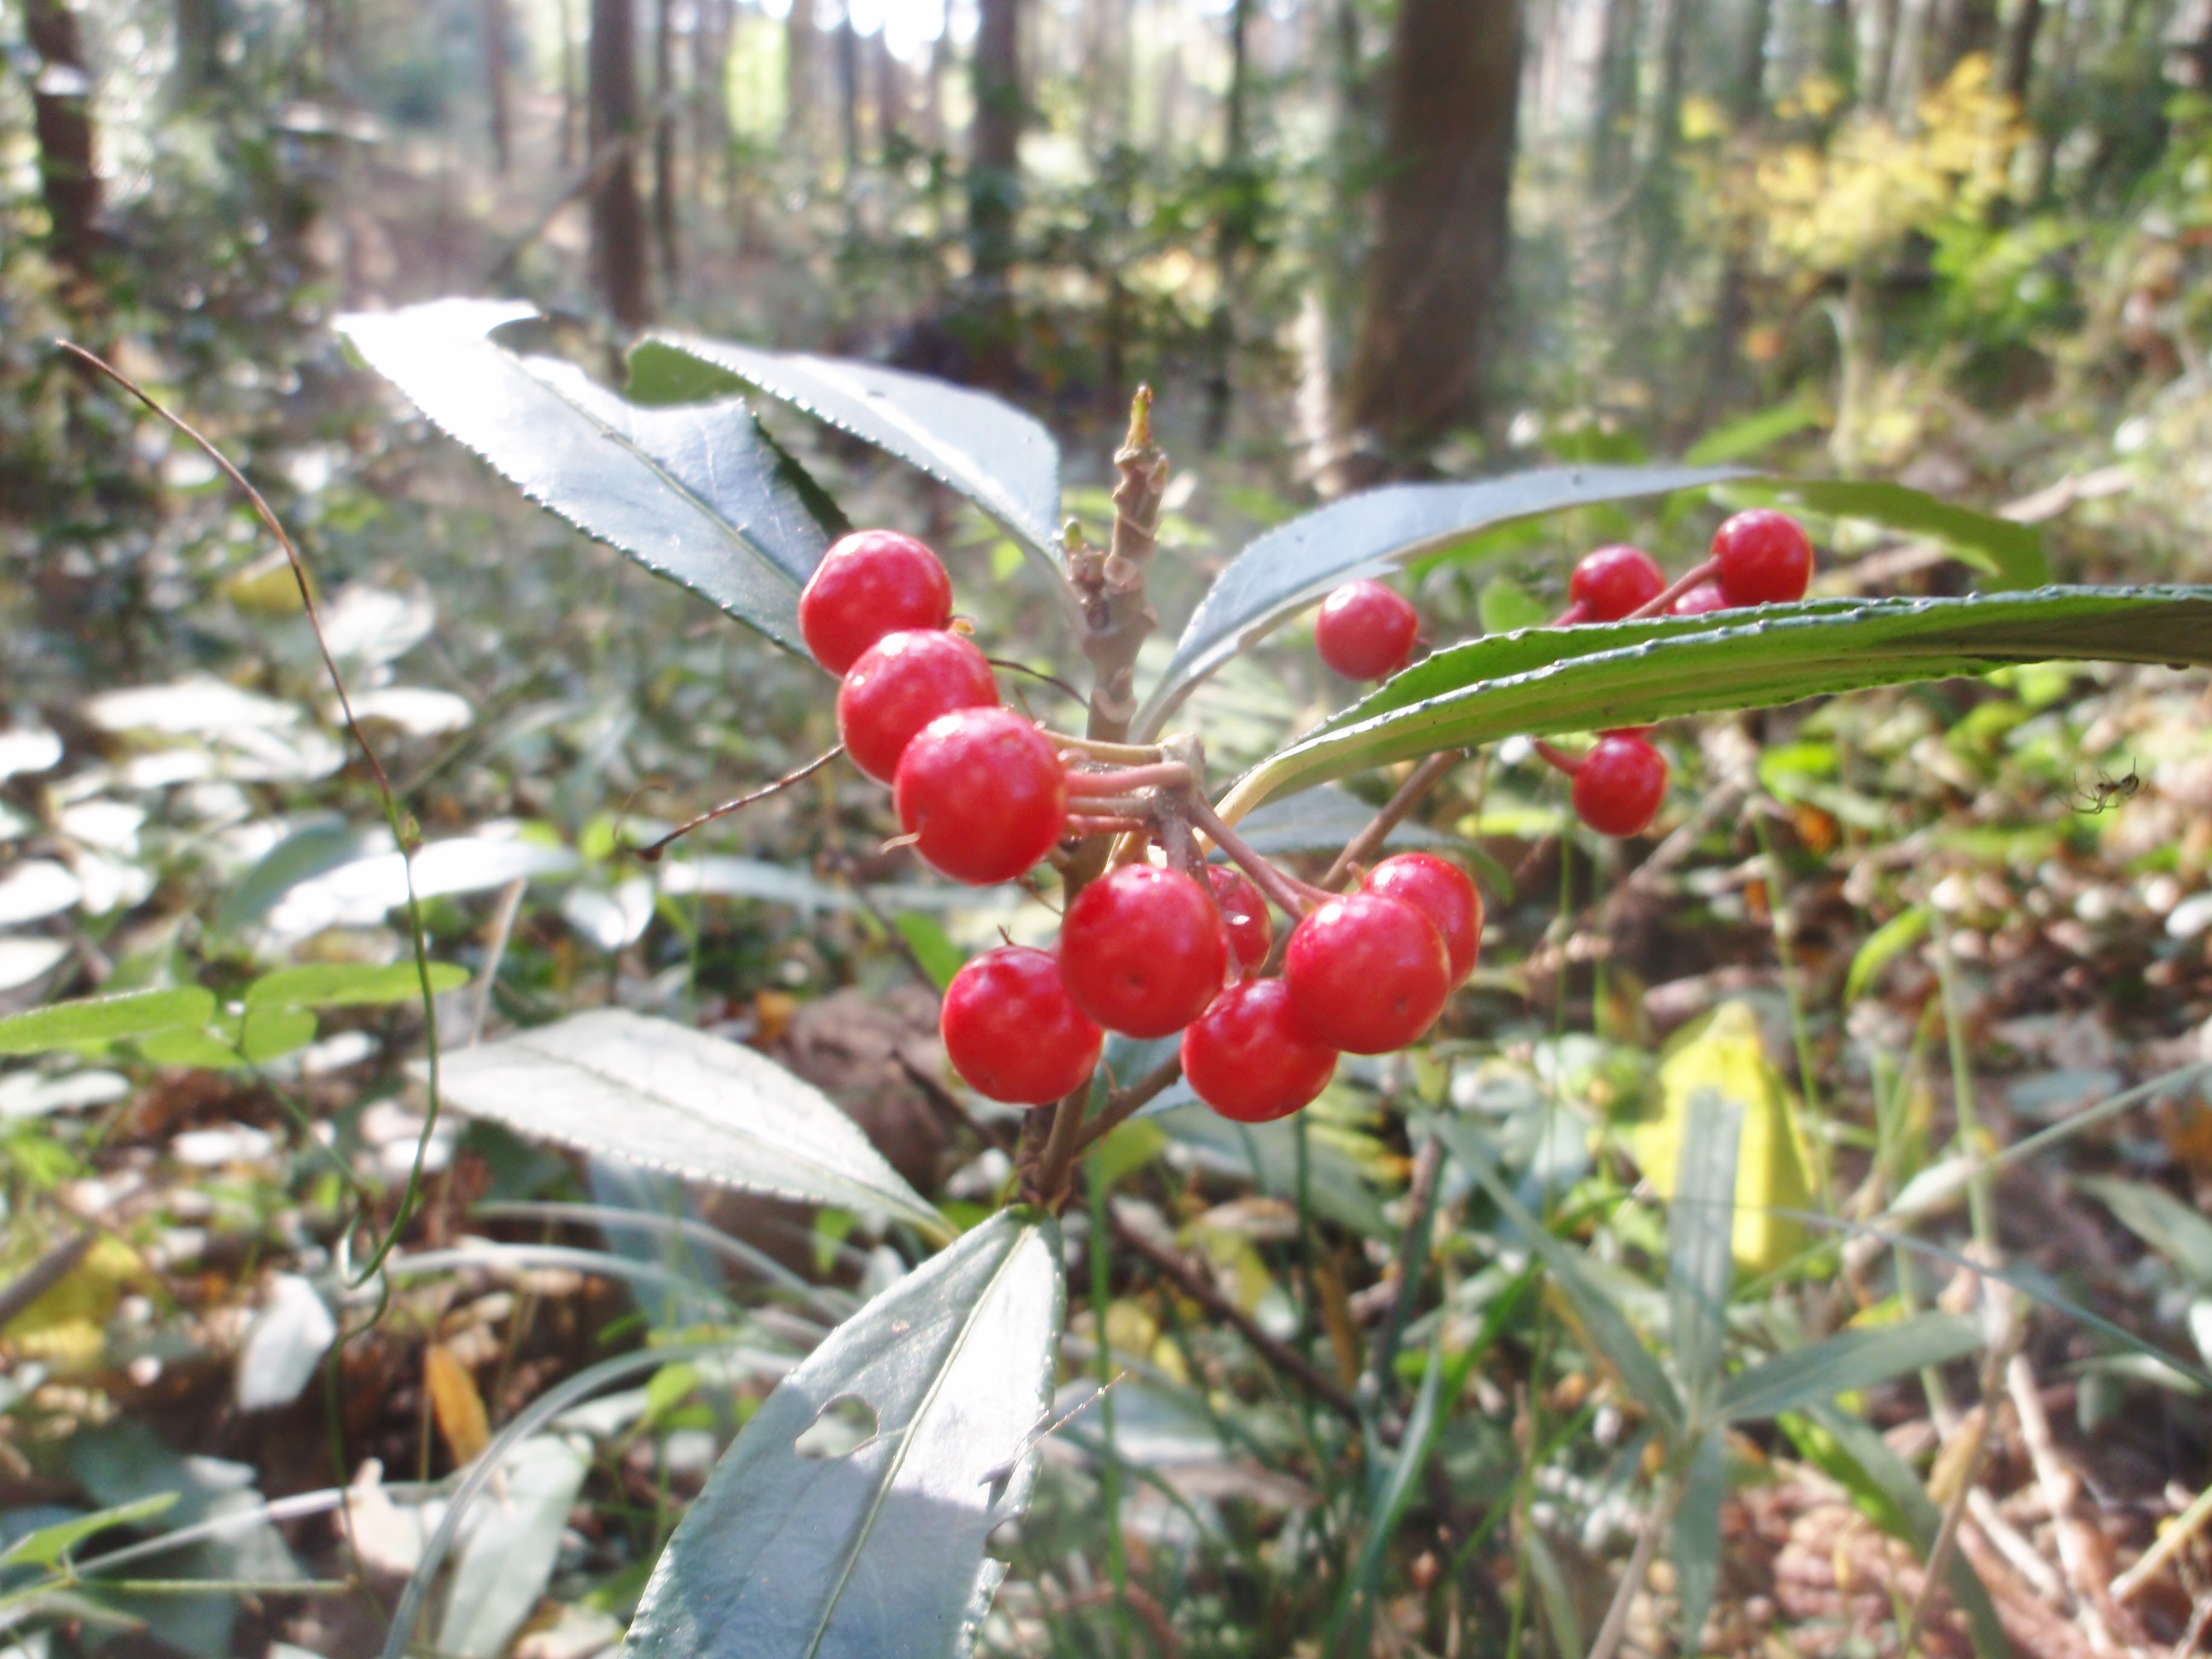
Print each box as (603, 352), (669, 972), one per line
(0, 1233), (94, 1330)
(625, 745), (844, 861)
(1108, 1203), (1362, 1427)
(1321, 750), (1463, 890)
(1074, 1057), (1186, 1154)
(1187, 794), (1320, 920)
(1077, 387), (1168, 746)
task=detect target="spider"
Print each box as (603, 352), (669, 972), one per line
(2068, 759), (2141, 814)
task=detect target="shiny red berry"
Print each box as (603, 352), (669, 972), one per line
(1282, 893), (1451, 1055)
(1315, 580), (1419, 680)
(1181, 979), (1339, 1123)
(1059, 864), (1229, 1038)
(1204, 865), (1273, 973)
(837, 629), (999, 782)
(1364, 853), (1482, 986)
(940, 946), (1103, 1106)
(799, 529), (955, 675)
(1568, 545), (1665, 622)
(1711, 510), (1813, 607)
(1672, 581), (1730, 617)
(895, 708), (1066, 886)
(1571, 734), (1669, 838)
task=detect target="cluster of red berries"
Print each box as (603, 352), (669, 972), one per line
(1310, 509), (1815, 842)
(799, 527), (1488, 1125)
(941, 849), (1481, 1123)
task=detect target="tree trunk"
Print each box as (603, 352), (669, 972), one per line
(872, 30), (900, 156)
(589, 0), (651, 329)
(173, 0), (224, 102)
(835, 11), (860, 170)
(1862, 0), (1899, 107)
(785, 0), (816, 152)
(1996, 0), (2041, 98)
(691, 0), (730, 212)
(1733, 0), (1775, 122)
(481, 0), (512, 172)
(1889, 0), (1933, 120)
(1342, 0), (1522, 467)
(559, 0), (579, 168)
(25, 0), (103, 279)
(653, 0), (678, 288)
(1587, 0), (1641, 195)
(1929, 0), (1997, 82)
(1703, 0), (1778, 423)
(1201, 0), (1254, 450)
(1630, 0), (1689, 314)
(966, 0), (1023, 383)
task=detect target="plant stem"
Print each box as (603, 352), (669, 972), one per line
(1321, 750), (1462, 889)
(1074, 1057), (1185, 1154)
(1078, 386), (1168, 745)
(1533, 739), (1583, 777)
(1584, 1473), (1683, 1659)
(1622, 556), (1722, 620)
(1187, 794), (1319, 919)
(1064, 761), (1194, 797)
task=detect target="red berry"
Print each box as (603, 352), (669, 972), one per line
(837, 629), (999, 782)
(1568, 544), (1665, 622)
(1571, 734), (1669, 838)
(1059, 864), (1229, 1038)
(1181, 979), (1338, 1123)
(895, 708), (1066, 885)
(1282, 893), (1451, 1055)
(1711, 510), (1813, 607)
(940, 946), (1102, 1106)
(1671, 581), (1730, 617)
(1364, 854), (1482, 986)
(799, 529), (955, 674)
(1315, 580), (1419, 680)
(1204, 865), (1273, 973)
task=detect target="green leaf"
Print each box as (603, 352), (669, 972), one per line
(1439, 1118), (1684, 1438)
(337, 300), (833, 655)
(0, 989), (215, 1056)
(1218, 586), (2212, 821)
(426, 1010), (945, 1236)
(137, 1024), (245, 1069)
(1134, 464), (1746, 738)
(891, 913), (967, 992)
(1673, 1426), (1727, 1656)
(1718, 1313), (1980, 1422)
(623, 1211), (1063, 1659)
(2080, 1176), (2212, 1290)
(238, 1006), (319, 1065)
(1799, 1402), (2015, 1659)
(244, 962), (468, 1011)
(1723, 475), (2045, 588)
(635, 334), (1078, 626)
(0, 1494), (179, 1569)
(1229, 783), (1469, 859)
(1683, 392), (1827, 466)
(1477, 575), (1548, 635)
(1668, 1089), (1742, 1421)
(1845, 904), (1931, 1005)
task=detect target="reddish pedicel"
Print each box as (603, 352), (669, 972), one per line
(1205, 864), (1273, 973)
(1671, 581), (1730, 617)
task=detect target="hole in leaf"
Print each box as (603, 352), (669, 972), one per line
(793, 1393), (877, 1459)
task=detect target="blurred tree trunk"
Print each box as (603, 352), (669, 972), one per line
(834, 11), (860, 171)
(1889, 0), (1931, 118)
(1862, 0), (1898, 105)
(785, 0), (817, 154)
(481, 0), (512, 172)
(590, 0), (651, 328)
(25, 0), (103, 280)
(653, 0), (679, 287)
(1341, 0), (1522, 470)
(1823, 0), (1857, 90)
(559, 0), (579, 167)
(966, 0), (1023, 383)
(1702, 0), (1775, 424)
(1930, 0), (1997, 80)
(173, 0), (224, 101)
(1630, 0), (1688, 312)
(1732, 0), (1774, 121)
(1202, 0), (1254, 450)
(1587, 0), (1641, 195)
(1996, 0), (2041, 97)
(873, 31), (900, 156)
(690, 0), (731, 211)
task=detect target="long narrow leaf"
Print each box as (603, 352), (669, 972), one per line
(1673, 1426), (1727, 1657)
(1439, 1120), (1684, 1437)
(1669, 1091), (1742, 1421)
(1218, 586), (2212, 820)
(1719, 1314), (1981, 1422)
(1135, 465), (1746, 737)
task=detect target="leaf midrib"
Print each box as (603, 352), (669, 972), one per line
(801, 1217), (1039, 1659)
